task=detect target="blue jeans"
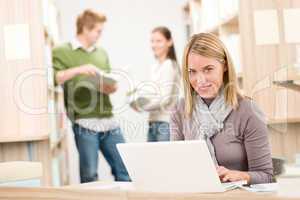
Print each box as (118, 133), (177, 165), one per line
(147, 121), (170, 142)
(72, 124), (130, 183)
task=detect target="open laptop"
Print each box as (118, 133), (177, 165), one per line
(117, 140), (246, 193)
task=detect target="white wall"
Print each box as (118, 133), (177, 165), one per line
(54, 0), (187, 183)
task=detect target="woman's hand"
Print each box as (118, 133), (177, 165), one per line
(217, 166), (250, 183)
(130, 102), (141, 112)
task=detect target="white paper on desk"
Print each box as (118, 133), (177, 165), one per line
(240, 183), (278, 192)
(283, 9), (300, 43)
(222, 180), (247, 191)
(253, 10), (280, 45)
(3, 24), (31, 60)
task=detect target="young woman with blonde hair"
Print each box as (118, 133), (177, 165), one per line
(170, 33), (273, 184)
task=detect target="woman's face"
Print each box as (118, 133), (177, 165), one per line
(188, 53), (226, 99)
(151, 31), (171, 59)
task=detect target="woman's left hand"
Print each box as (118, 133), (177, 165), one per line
(130, 102), (141, 112)
(217, 166), (250, 183)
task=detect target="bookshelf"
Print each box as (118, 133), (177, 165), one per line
(43, 0), (69, 186)
(0, 0), (68, 186)
(239, 0), (300, 163)
(273, 66), (300, 92)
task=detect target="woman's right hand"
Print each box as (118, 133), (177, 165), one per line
(217, 166), (250, 183)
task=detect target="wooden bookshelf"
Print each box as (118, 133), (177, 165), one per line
(0, 134), (49, 143)
(273, 81), (300, 92)
(220, 14), (239, 35)
(239, 0), (300, 163)
(0, 0), (48, 143)
(0, 0), (51, 185)
(267, 117), (300, 125)
(0, 0), (69, 186)
(204, 13), (239, 35)
(51, 129), (67, 153)
(221, 13), (239, 28)
(273, 66), (300, 92)
(43, 0), (69, 186)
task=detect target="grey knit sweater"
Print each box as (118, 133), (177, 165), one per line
(170, 97), (274, 184)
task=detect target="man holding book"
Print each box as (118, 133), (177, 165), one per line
(52, 9), (130, 183)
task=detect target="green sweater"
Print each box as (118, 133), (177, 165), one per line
(52, 43), (113, 122)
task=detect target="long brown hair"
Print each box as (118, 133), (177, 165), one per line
(152, 26), (177, 62)
(182, 33), (242, 118)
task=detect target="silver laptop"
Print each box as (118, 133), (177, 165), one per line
(117, 140), (246, 193)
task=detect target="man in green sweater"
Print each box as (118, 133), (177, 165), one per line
(52, 9), (130, 183)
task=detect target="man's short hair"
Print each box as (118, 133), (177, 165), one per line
(76, 9), (107, 34)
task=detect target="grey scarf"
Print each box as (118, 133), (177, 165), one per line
(191, 89), (233, 166)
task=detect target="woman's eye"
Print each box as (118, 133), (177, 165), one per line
(204, 67), (213, 73)
(188, 69), (195, 74)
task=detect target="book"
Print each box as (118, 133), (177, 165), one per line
(81, 68), (117, 91)
(129, 97), (151, 109)
(126, 88), (152, 109)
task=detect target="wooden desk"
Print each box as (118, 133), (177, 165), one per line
(1, 178), (298, 200)
(67, 178), (300, 199)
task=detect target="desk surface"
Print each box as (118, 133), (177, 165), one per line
(0, 178), (299, 200)
(63, 177), (300, 199)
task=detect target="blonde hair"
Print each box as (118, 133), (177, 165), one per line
(76, 9), (107, 35)
(182, 33), (242, 118)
